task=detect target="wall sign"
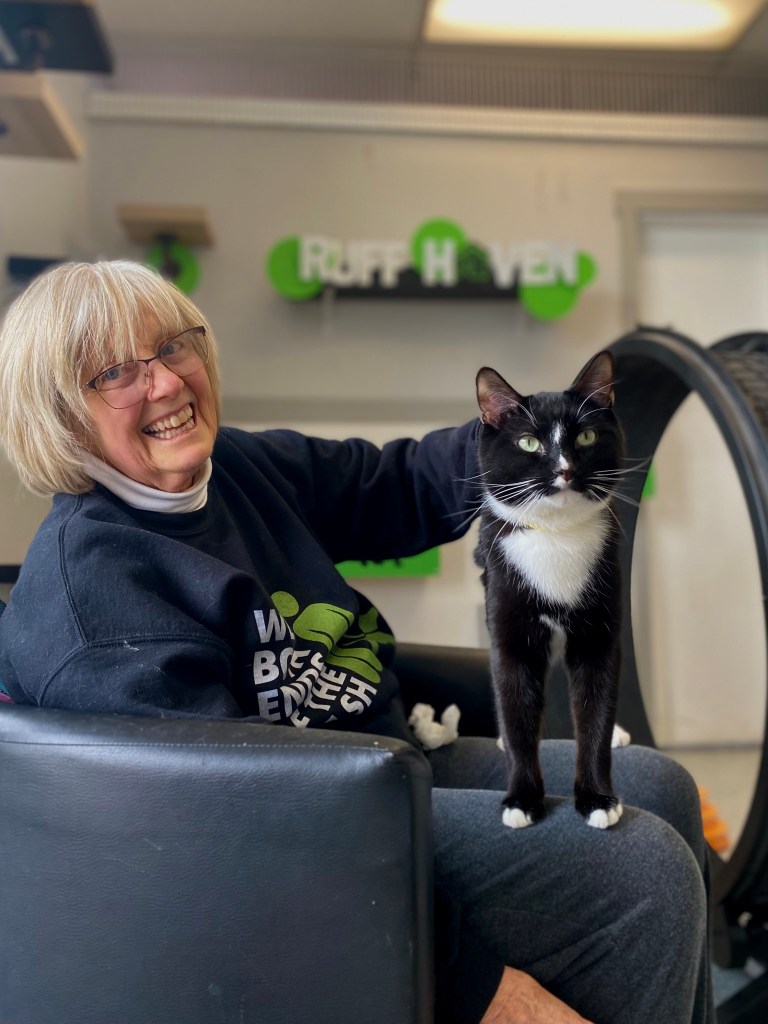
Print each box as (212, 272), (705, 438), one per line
(267, 217), (596, 320)
(336, 549), (441, 579)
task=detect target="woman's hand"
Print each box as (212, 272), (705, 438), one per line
(481, 967), (595, 1024)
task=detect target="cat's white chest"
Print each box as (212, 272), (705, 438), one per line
(493, 493), (614, 606)
(496, 512), (609, 608)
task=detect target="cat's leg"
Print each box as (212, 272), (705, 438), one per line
(567, 649), (623, 828)
(492, 649), (549, 828)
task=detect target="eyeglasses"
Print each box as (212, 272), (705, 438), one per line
(86, 326), (208, 409)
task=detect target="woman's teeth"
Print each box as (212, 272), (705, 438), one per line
(143, 404), (194, 440)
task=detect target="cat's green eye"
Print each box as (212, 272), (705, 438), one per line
(518, 435), (541, 453)
(576, 428), (597, 448)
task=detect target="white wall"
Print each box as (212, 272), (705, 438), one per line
(0, 73), (91, 563)
(2, 86), (768, 662)
(636, 213), (768, 746)
(84, 117), (768, 409)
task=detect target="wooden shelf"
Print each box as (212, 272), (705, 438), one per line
(0, 73), (82, 160)
(116, 204), (215, 247)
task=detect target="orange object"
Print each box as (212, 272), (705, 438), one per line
(698, 787), (730, 854)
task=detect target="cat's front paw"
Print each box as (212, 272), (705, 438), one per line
(576, 793), (623, 829)
(586, 803), (623, 829)
(501, 797), (545, 829)
(502, 806), (535, 829)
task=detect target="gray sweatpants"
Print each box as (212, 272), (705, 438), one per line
(428, 738), (713, 1024)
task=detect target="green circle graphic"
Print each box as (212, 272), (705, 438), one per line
(410, 218), (468, 273)
(272, 591), (300, 618)
(267, 237), (323, 301)
(146, 241), (200, 295)
(519, 252), (597, 321)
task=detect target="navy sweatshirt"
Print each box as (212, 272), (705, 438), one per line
(0, 423), (480, 743)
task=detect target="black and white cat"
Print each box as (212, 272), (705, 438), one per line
(475, 351), (625, 830)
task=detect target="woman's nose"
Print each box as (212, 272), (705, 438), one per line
(144, 360), (184, 400)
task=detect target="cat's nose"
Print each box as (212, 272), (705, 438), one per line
(555, 465), (574, 482)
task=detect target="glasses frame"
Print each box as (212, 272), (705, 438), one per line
(85, 326), (208, 409)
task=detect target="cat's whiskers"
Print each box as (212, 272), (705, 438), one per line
(593, 461), (650, 479)
(589, 483), (640, 509)
(587, 489), (626, 540)
(512, 401), (539, 430)
(453, 469), (494, 483)
(486, 478), (539, 501)
(446, 504), (484, 535)
(575, 383), (614, 419)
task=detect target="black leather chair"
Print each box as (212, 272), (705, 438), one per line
(0, 638), (496, 1024)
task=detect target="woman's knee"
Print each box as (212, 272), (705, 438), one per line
(610, 746), (706, 856)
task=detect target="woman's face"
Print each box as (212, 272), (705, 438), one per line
(85, 316), (218, 492)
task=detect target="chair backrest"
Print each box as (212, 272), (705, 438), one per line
(0, 704), (433, 1024)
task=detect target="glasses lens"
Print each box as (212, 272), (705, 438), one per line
(90, 327), (207, 409)
(159, 327), (206, 377)
(94, 361), (146, 409)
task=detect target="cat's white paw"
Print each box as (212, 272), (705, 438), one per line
(586, 802), (623, 829)
(496, 735), (505, 751)
(502, 807), (535, 829)
(611, 724), (631, 748)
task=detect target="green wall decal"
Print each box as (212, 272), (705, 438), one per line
(266, 236), (324, 301)
(410, 218), (468, 273)
(518, 252), (596, 320)
(337, 548), (441, 579)
(147, 240), (200, 295)
(266, 220), (597, 319)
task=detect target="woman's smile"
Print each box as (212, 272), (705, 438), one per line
(142, 402), (196, 440)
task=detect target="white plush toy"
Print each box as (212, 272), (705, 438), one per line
(408, 702), (461, 750)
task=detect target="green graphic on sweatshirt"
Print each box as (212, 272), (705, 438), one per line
(271, 591), (394, 684)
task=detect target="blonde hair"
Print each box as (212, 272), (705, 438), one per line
(0, 260), (222, 495)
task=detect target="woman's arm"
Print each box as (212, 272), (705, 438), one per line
(255, 420), (482, 563)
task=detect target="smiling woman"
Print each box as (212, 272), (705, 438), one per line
(0, 259), (715, 1024)
(0, 261), (221, 496)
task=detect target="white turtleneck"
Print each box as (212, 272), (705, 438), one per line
(82, 453), (212, 513)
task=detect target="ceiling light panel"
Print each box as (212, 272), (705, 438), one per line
(424, 0), (767, 49)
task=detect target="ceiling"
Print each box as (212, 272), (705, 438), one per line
(96, 0), (429, 49)
(93, 0), (768, 66)
(79, 1), (768, 119)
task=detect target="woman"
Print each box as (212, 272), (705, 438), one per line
(0, 261), (712, 1024)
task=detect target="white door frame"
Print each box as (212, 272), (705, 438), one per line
(616, 190), (768, 328)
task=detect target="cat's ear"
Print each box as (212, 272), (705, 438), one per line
(476, 367), (524, 428)
(570, 351), (615, 408)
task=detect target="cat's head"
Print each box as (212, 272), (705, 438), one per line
(475, 352), (624, 523)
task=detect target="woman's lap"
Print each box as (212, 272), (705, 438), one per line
(427, 737), (713, 1024)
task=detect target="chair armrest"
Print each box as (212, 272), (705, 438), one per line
(0, 706), (433, 1024)
(394, 642), (497, 738)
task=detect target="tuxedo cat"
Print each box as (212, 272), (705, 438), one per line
(475, 352), (625, 830)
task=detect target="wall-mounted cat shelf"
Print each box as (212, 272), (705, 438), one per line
(0, 72), (82, 159)
(117, 204), (214, 295)
(116, 204), (214, 248)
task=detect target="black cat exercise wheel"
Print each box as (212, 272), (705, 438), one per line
(609, 327), (768, 1002)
